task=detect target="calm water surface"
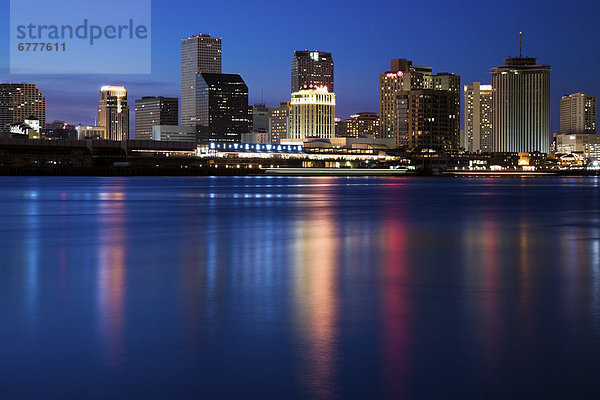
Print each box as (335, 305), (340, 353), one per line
(1, 176), (599, 399)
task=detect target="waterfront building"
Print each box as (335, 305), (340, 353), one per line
(181, 34), (222, 126)
(97, 86), (129, 141)
(491, 39), (550, 153)
(152, 125), (197, 142)
(0, 83), (46, 133)
(291, 50), (334, 93)
(379, 59), (460, 150)
(560, 93), (596, 134)
(555, 133), (600, 161)
(269, 102), (290, 144)
(336, 112), (379, 138)
(289, 87), (335, 139)
(135, 97), (179, 140)
(195, 73), (250, 142)
(464, 82), (493, 152)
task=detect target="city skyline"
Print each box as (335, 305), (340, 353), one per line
(0, 0), (598, 135)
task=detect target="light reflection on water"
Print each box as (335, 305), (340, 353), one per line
(1, 176), (600, 399)
(293, 202), (339, 400)
(96, 186), (127, 367)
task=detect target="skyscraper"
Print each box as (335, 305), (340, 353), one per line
(379, 59), (460, 149)
(252, 103), (271, 132)
(195, 73), (250, 142)
(464, 82), (493, 152)
(0, 83), (46, 133)
(491, 38), (550, 153)
(289, 87), (335, 139)
(291, 51), (334, 93)
(97, 86), (129, 141)
(181, 34), (222, 126)
(560, 92), (596, 134)
(269, 102), (290, 144)
(134, 97), (178, 140)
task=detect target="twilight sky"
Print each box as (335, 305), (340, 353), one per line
(0, 0), (598, 134)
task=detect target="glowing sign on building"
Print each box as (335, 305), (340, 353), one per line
(386, 71), (404, 78)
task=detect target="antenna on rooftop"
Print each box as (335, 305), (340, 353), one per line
(519, 31), (522, 57)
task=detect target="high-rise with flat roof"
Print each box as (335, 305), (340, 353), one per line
(291, 51), (334, 93)
(134, 97), (178, 140)
(252, 103), (271, 132)
(560, 92), (596, 134)
(195, 73), (250, 142)
(0, 83), (46, 133)
(464, 82), (493, 152)
(336, 112), (379, 138)
(379, 59), (460, 149)
(491, 47), (550, 153)
(98, 86), (129, 141)
(181, 34), (222, 126)
(269, 102), (290, 144)
(289, 87), (335, 139)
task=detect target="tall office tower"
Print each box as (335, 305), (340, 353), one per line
(560, 93), (596, 134)
(181, 34), (222, 126)
(289, 87), (335, 139)
(291, 50), (334, 93)
(252, 103), (271, 132)
(269, 101), (290, 144)
(337, 112), (379, 138)
(491, 39), (550, 153)
(134, 97), (178, 140)
(97, 86), (129, 141)
(464, 82), (493, 152)
(195, 73), (250, 142)
(0, 83), (46, 132)
(379, 59), (460, 149)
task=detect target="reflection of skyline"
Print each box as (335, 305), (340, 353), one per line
(462, 211), (503, 383)
(381, 194), (410, 399)
(293, 183), (339, 400)
(96, 189), (127, 367)
(7, 176), (600, 398)
(25, 191), (40, 329)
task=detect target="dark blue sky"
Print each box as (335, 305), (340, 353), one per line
(1, 0), (599, 133)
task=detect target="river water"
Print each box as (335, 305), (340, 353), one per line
(1, 176), (599, 399)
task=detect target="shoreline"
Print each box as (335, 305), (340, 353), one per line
(0, 166), (598, 177)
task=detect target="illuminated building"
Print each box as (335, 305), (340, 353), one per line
(560, 93), (596, 134)
(181, 34), (222, 126)
(555, 133), (600, 161)
(195, 73), (250, 142)
(134, 97), (178, 140)
(152, 125), (197, 142)
(289, 87), (335, 139)
(336, 112), (379, 138)
(241, 131), (270, 145)
(10, 116), (41, 139)
(464, 82), (493, 152)
(291, 50), (334, 93)
(491, 37), (550, 153)
(97, 86), (129, 141)
(379, 59), (460, 149)
(0, 83), (46, 133)
(269, 102), (290, 144)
